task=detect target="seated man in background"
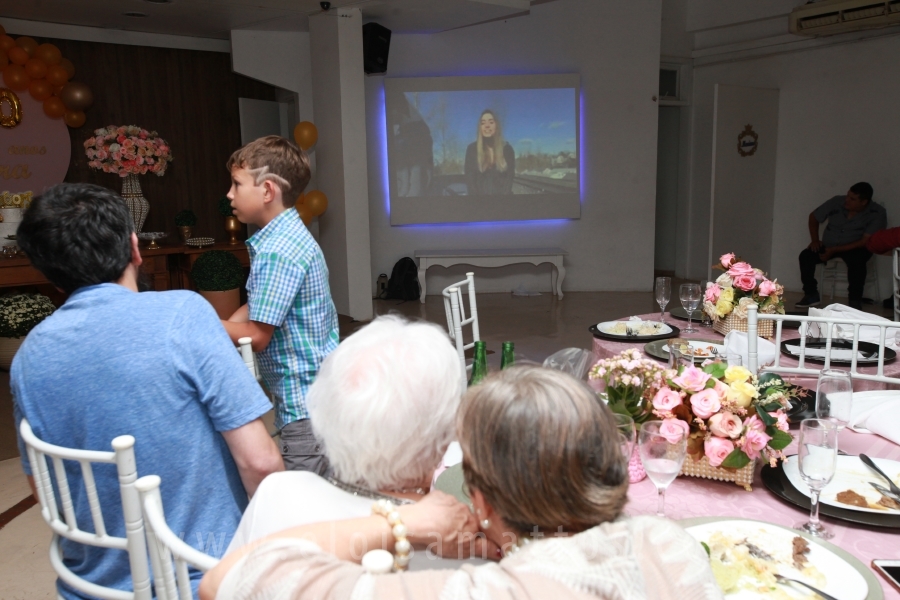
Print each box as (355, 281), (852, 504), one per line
(796, 181), (886, 309)
(13, 183), (283, 599)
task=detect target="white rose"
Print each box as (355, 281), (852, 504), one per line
(716, 273), (733, 288)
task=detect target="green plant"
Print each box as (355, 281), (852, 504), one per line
(192, 250), (244, 291)
(0, 293), (56, 338)
(174, 209), (197, 227)
(218, 196), (235, 217)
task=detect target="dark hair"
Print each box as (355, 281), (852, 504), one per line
(17, 183), (134, 293)
(226, 136), (311, 207)
(850, 182), (873, 201)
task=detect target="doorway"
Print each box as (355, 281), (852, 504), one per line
(654, 106), (680, 276)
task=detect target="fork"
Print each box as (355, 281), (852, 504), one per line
(774, 574), (840, 600)
(869, 482), (900, 504)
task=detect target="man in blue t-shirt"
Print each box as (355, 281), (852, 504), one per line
(12, 184), (284, 599)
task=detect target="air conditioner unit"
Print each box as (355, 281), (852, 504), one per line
(789, 0), (900, 36)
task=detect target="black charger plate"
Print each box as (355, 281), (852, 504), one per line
(780, 338), (897, 365)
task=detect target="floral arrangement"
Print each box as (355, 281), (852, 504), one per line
(84, 126), (173, 177)
(0, 293), (56, 338)
(703, 253), (785, 321)
(589, 349), (673, 424)
(651, 362), (802, 469)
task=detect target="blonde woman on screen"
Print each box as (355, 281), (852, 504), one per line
(464, 109), (515, 195)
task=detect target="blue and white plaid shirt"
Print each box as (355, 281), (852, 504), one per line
(246, 208), (339, 429)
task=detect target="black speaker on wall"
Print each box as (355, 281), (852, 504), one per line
(362, 22), (391, 75)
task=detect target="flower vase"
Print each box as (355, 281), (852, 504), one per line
(713, 312), (773, 339)
(121, 174), (149, 233)
(628, 446), (646, 483)
(680, 455), (756, 491)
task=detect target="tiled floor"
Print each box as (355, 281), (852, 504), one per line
(0, 289), (892, 598)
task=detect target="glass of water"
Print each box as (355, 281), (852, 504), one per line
(815, 369), (853, 433)
(639, 420), (687, 517)
(680, 283), (702, 334)
(655, 277), (671, 323)
(795, 419), (838, 538)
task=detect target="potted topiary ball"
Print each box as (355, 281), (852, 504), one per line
(0, 293), (56, 370)
(191, 250), (245, 319)
(174, 209), (197, 243)
(219, 196), (241, 246)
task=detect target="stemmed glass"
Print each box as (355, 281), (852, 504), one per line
(639, 421), (688, 517)
(815, 369), (853, 434)
(612, 413), (636, 461)
(680, 283), (702, 334)
(795, 419), (838, 538)
(655, 277), (671, 323)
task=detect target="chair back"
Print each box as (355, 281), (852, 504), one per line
(746, 304), (900, 385)
(442, 273), (480, 388)
(237, 336), (260, 381)
(19, 419), (151, 600)
(135, 475), (218, 600)
(893, 248), (899, 322)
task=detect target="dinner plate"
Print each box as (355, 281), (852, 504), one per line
(661, 339), (724, 359)
(588, 320), (679, 342)
(783, 454), (900, 515)
(681, 517), (880, 600)
(644, 337), (721, 364)
(780, 338), (897, 365)
(186, 237), (215, 248)
(761, 461), (900, 529)
(668, 306), (704, 321)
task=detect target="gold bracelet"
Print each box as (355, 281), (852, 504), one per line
(371, 499), (411, 571)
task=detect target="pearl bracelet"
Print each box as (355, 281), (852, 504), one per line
(371, 499), (411, 571)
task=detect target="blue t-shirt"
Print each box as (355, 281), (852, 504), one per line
(12, 284), (272, 599)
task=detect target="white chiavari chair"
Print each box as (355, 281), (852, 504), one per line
(237, 336), (260, 381)
(442, 273), (480, 389)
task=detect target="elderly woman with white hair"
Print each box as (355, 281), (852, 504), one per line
(224, 315), (474, 565)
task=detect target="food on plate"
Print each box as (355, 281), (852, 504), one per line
(605, 321), (664, 336)
(877, 494), (900, 510)
(704, 529), (825, 598)
(688, 344), (718, 357)
(836, 489), (868, 508)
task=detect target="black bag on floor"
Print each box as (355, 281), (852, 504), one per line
(386, 257), (420, 301)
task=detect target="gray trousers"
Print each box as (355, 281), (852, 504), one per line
(279, 419), (332, 476)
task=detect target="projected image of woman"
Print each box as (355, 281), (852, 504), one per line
(465, 109), (515, 195)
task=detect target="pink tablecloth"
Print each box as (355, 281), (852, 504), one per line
(591, 312), (900, 392)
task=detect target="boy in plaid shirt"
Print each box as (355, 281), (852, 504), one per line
(222, 136), (339, 474)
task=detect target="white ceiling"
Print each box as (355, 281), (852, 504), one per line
(0, 0), (557, 39)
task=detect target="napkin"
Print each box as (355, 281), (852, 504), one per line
(848, 391), (900, 445)
(723, 331), (777, 369)
(783, 345), (868, 361)
(804, 304), (900, 350)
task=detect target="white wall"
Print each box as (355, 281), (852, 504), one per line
(686, 34), (900, 297)
(366, 0), (664, 295)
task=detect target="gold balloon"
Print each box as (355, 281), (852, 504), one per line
(0, 88), (23, 128)
(60, 81), (93, 111)
(303, 190), (328, 217)
(63, 110), (86, 128)
(293, 121), (318, 150)
(296, 202), (314, 226)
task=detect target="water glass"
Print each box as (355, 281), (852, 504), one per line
(655, 277), (671, 323)
(639, 421), (688, 517)
(815, 369), (853, 431)
(725, 353), (743, 367)
(680, 283), (702, 334)
(612, 412), (636, 461)
(795, 419), (838, 538)
(669, 344), (695, 370)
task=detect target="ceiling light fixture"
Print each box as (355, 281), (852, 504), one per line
(123, 11), (149, 17)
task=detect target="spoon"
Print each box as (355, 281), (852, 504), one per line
(860, 454), (900, 497)
(774, 574), (840, 600)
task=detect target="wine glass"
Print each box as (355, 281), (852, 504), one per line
(612, 413), (636, 461)
(680, 283), (702, 334)
(655, 277), (671, 323)
(795, 419), (838, 538)
(639, 421), (688, 517)
(815, 369), (853, 433)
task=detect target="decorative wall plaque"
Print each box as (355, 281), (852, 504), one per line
(737, 124), (758, 157)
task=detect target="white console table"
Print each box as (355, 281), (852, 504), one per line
(414, 248), (567, 303)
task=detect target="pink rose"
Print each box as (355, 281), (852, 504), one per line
(705, 284), (721, 303)
(744, 415), (766, 433)
(690, 388), (722, 419)
(652, 387), (683, 411)
(705, 437), (735, 467)
(720, 253), (736, 268)
(772, 410), (789, 432)
(671, 366), (711, 393)
(727, 261), (755, 278)
(713, 379), (730, 399)
(742, 429), (771, 460)
(732, 274), (758, 292)
(659, 418), (690, 444)
(708, 412), (743, 438)
(758, 279), (777, 297)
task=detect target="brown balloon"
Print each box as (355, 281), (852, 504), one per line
(59, 58), (75, 79)
(46, 64), (69, 86)
(8, 46), (28, 66)
(296, 203), (314, 226)
(16, 37), (38, 56)
(64, 110), (86, 128)
(2, 64), (29, 91)
(43, 96), (66, 119)
(304, 190), (328, 217)
(0, 50), (7, 70)
(0, 35), (15, 53)
(28, 78), (53, 101)
(35, 43), (62, 66)
(293, 121), (318, 150)
(24, 57), (48, 80)
(60, 81), (93, 111)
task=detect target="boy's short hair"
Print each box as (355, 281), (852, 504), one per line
(226, 136), (311, 207)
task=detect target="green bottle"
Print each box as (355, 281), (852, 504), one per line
(500, 341), (515, 370)
(469, 341), (488, 387)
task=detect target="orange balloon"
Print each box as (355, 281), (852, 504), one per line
(24, 57), (47, 79)
(2, 64), (29, 91)
(34, 43), (62, 66)
(296, 203), (314, 226)
(304, 190), (328, 217)
(28, 78), (53, 101)
(43, 96), (66, 119)
(16, 36), (38, 56)
(296, 192), (305, 206)
(46, 64), (69, 86)
(293, 121), (318, 150)
(59, 58), (75, 79)
(8, 46), (28, 66)
(52, 83), (65, 96)
(0, 35), (15, 53)
(64, 110), (86, 128)
(0, 49), (7, 69)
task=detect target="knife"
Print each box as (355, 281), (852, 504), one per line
(860, 454), (900, 497)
